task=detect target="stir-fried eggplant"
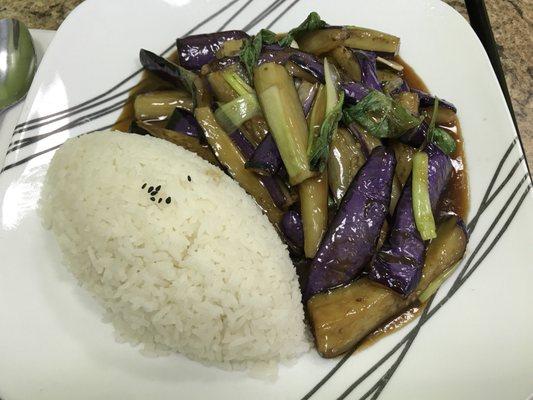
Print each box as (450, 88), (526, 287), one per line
(281, 210), (304, 252)
(254, 62), (315, 185)
(229, 130), (293, 210)
(344, 26), (400, 54)
(346, 122), (382, 156)
(305, 147), (396, 299)
(329, 46), (361, 82)
(411, 88), (457, 113)
(395, 91), (419, 116)
(245, 133), (283, 176)
(195, 107), (283, 224)
(134, 90), (194, 122)
(298, 26), (400, 55)
(139, 49), (196, 94)
(367, 144), (452, 295)
(300, 173), (329, 258)
(297, 81), (319, 116)
(341, 82), (370, 104)
(297, 27), (350, 55)
(135, 121), (216, 165)
(308, 215), (467, 358)
(392, 141), (415, 186)
(165, 108), (202, 137)
(327, 127), (366, 204)
(127, 11), (468, 361)
(353, 50), (381, 91)
(177, 30), (249, 70)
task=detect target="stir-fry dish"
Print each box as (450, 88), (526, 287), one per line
(116, 12), (469, 359)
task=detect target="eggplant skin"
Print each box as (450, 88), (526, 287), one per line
(140, 49), (187, 87)
(281, 210), (304, 251)
(367, 144), (452, 295)
(308, 215), (468, 358)
(305, 146), (396, 300)
(245, 133), (282, 176)
(177, 31), (249, 70)
(411, 89), (457, 113)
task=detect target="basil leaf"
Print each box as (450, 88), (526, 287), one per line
(343, 90), (421, 138)
(278, 12), (327, 47)
(239, 29), (277, 79)
(309, 91), (345, 171)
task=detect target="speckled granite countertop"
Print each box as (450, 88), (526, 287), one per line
(1, 0), (531, 168)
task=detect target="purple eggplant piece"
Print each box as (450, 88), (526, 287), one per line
(299, 82), (319, 117)
(129, 120), (150, 136)
(258, 45), (325, 83)
(288, 51), (325, 83)
(281, 210), (304, 251)
(353, 50), (381, 91)
(229, 130), (289, 209)
(229, 130), (255, 158)
(305, 146), (396, 299)
(206, 56), (240, 72)
(400, 119), (429, 147)
(176, 30), (249, 70)
(341, 82), (370, 104)
(139, 49), (194, 88)
(367, 143), (452, 295)
(166, 109), (201, 138)
(389, 79), (410, 96)
(257, 44), (290, 64)
(346, 122), (382, 158)
(411, 89), (457, 113)
(245, 133), (282, 176)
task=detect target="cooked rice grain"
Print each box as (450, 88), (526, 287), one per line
(40, 131), (309, 372)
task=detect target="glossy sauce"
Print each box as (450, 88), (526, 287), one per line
(113, 52), (180, 132)
(357, 58), (469, 348)
(398, 57), (469, 220)
(113, 53), (469, 352)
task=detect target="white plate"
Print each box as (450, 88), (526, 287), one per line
(1, 0), (531, 399)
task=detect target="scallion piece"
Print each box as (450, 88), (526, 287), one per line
(214, 93), (262, 133)
(426, 97), (456, 154)
(308, 59), (344, 171)
(254, 62), (314, 185)
(222, 71), (255, 96)
(412, 151), (437, 240)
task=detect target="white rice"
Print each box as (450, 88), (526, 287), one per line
(40, 130), (309, 374)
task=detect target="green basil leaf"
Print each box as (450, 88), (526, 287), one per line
(239, 29), (277, 79)
(278, 12), (327, 47)
(343, 90), (422, 138)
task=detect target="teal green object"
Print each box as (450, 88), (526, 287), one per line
(0, 18), (36, 110)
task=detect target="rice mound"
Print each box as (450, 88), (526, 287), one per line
(40, 130), (309, 371)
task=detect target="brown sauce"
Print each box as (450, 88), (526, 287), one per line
(360, 305), (424, 351)
(398, 56), (469, 221)
(113, 52), (180, 132)
(113, 53), (470, 353)
(356, 58), (469, 349)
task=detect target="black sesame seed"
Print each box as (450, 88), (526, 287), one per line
(142, 183), (147, 189)
(150, 197), (155, 201)
(148, 186), (154, 193)
(165, 197), (171, 204)
(187, 175), (192, 182)
(158, 198), (162, 203)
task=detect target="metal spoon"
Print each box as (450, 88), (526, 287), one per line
(0, 18), (36, 112)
